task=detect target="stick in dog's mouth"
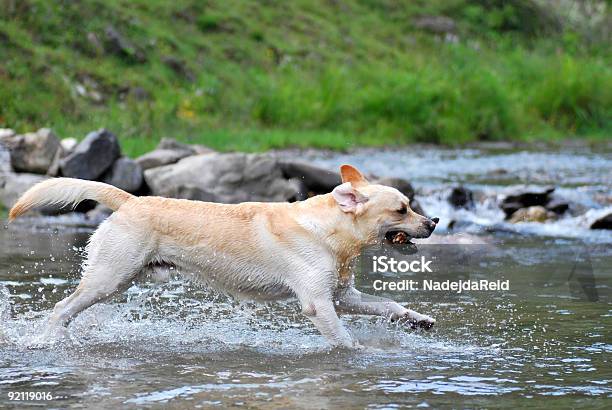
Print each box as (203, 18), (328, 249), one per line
(384, 230), (418, 253)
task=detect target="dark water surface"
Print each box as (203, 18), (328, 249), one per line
(1, 145), (611, 408)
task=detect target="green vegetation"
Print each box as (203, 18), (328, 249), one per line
(1, 0), (610, 155)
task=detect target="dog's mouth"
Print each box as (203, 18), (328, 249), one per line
(384, 229), (418, 253)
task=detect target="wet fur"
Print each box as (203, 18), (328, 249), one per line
(10, 165), (437, 347)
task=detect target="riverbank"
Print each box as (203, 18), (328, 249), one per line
(2, 1), (611, 154)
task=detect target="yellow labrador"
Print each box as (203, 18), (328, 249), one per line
(10, 165), (437, 347)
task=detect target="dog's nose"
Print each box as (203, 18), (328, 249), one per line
(431, 217), (440, 224)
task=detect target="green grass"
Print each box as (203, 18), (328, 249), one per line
(0, 0), (610, 156)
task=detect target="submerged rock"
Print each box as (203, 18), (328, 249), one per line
(448, 186), (474, 209)
(545, 198), (570, 215)
(501, 187), (555, 218)
(0, 128), (62, 174)
(508, 206), (556, 224)
(590, 213), (612, 230)
(60, 129), (120, 180)
(144, 153), (298, 203)
(102, 157), (143, 193)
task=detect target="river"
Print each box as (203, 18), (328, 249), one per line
(1, 144), (610, 408)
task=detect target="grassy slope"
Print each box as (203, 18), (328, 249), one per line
(0, 0), (610, 156)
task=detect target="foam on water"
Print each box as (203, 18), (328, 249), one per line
(301, 146), (612, 243)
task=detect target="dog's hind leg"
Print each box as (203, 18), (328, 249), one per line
(42, 219), (151, 340)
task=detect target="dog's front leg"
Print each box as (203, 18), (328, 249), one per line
(335, 287), (435, 330)
(299, 295), (357, 348)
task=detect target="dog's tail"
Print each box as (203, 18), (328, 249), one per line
(8, 178), (134, 222)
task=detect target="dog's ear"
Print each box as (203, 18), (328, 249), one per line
(340, 164), (368, 186)
(332, 182), (368, 213)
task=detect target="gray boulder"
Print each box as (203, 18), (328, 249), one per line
(0, 128), (62, 174)
(144, 153), (298, 203)
(86, 204), (113, 224)
(0, 171), (48, 210)
(163, 185), (219, 202)
(136, 138), (213, 171)
(60, 129), (120, 180)
(136, 149), (191, 171)
(279, 161), (341, 194)
(0, 144), (11, 173)
(102, 157), (143, 193)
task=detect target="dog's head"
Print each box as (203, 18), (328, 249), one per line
(331, 164), (438, 250)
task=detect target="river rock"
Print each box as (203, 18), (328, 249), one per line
(136, 149), (192, 171)
(0, 128), (63, 174)
(60, 138), (78, 153)
(590, 213), (612, 230)
(86, 204), (113, 224)
(135, 138), (212, 171)
(144, 153), (298, 203)
(102, 157), (143, 193)
(279, 161), (341, 194)
(448, 186), (474, 209)
(60, 129), (120, 180)
(500, 187), (555, 218)
(163, 185), (219, 202)
(157, 137), (214, 155)
(0, 172), (48, 210)
(0, 129), (16, 139)
(0, 145), (11, 173)
(508, 206), (555, 224)
(545, 198), (570, 215)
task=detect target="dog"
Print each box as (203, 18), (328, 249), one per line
(9, 164), (437, 348)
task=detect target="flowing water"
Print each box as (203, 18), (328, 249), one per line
(1, 144), (611, 408)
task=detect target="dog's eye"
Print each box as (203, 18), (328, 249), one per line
(397, 206), (407, 215)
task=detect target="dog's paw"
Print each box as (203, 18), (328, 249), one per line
(391, 311), (436, 331)
(408, 315), (435, 330)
